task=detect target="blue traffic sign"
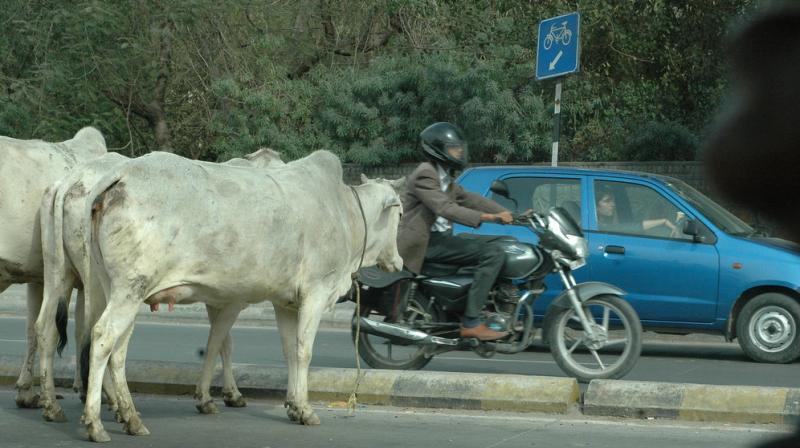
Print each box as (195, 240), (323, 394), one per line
(536, 12), (580, 80)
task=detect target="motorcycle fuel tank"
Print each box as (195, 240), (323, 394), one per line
(497, 241), (545, 280)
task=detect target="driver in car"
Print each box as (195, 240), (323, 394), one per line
(396, 121), (513, 341)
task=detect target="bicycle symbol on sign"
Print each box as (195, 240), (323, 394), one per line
(543, 21), (572, 50)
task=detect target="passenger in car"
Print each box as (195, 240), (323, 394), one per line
(595, 185), (680, 236)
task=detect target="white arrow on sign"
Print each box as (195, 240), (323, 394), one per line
(549, 50), (563, 70)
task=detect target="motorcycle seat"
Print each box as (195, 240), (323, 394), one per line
(356, 266), (414, 288)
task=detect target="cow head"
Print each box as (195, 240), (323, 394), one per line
(354, 176), (404, 272)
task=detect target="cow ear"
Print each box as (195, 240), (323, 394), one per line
(388, 176), (407, 193)
(360, 173), (370, 184)
(383, 192), (402, 209)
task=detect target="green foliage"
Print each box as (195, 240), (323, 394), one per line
(315, 54), (550, 165)
(622, 121), (699, 161)
(0, 0), (761, 163)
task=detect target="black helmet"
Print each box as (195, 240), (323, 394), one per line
(420, 122), (469, 170)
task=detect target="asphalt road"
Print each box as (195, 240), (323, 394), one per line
(0, 387), (792, 448)
(1, 316), (798, 389)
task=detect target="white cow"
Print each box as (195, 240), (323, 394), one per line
(78, 149), (403, 442)
(34, 148), (285, 422)
(0, 128), (107, 407)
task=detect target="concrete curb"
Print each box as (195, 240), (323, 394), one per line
(584, 380), (800, 425)
(3, 355), (799, 425)
(0, 355), (579, 414)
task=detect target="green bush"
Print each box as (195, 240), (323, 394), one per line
(622, 121), (699, 161)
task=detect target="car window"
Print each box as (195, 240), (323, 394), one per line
(594, 180), (693, 240)
(491, 177), (581, 223)
(660, 177), (754, 236)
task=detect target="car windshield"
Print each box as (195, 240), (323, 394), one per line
(661, 177), (754, 236)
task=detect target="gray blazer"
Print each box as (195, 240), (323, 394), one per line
(396, 162), (507, 273)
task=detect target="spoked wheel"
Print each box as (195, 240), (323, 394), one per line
(546, 294), (642, 382)
(352, 294), (441, 370)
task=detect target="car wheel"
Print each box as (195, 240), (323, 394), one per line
(736, 293), (800, 363)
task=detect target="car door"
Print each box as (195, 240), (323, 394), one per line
(458, 173), (589, 317)
(586, 178), (720, 325)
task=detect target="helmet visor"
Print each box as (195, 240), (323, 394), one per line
(445, 143), (468, 167)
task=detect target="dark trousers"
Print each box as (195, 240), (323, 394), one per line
(425, 231), (505, 321)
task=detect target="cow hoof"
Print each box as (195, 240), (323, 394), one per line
(42, 406), (67, 423)
(15, 390), (41, 408)
(123, 415), (150, 436)
(223, 394), (247, 408)
(87, 423), (111, 443)
(196, 400), (219, 415)
(301, 412), (321, 426)
(285, 403), (320, 425)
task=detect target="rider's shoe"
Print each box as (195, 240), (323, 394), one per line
(459, 323), (508, 341)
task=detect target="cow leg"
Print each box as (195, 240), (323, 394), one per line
(35, 272), (76, 422)
(273, 305), (305, 423)
(195, 303), (244, 414)
(82, 299), (139, 443)
(279, 293), (329, 426)
(73, 288), (85, 393)
(107, 321), (149, 436)
(220, 324), (247, 408)
(76, 282), (119, 413)
(16, 283), (43, 409)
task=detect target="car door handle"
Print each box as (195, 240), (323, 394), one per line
(604, 245), (625, 255)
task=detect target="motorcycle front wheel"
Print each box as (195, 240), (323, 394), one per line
(352, 293), (441, 371)
(545, 294), (642, 382)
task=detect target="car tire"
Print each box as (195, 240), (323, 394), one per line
(736, 293), (800, 363)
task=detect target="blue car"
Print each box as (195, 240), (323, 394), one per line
(454, 166), (800, 363)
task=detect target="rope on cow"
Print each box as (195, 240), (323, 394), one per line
(347, 185), (368, 417)
(347, 277), (363, 417)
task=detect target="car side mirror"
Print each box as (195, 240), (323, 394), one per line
(489, 180), (518, 212)
(490, 180), (510, 198)
(683, 219), (706, 243)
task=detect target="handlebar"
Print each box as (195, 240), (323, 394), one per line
(510, 211), (539, 226)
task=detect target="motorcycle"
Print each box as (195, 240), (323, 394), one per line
(348, 180), (642, 382)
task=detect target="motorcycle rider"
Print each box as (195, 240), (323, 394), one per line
(396, 122), (513, 341)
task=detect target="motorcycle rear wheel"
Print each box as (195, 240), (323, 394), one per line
(352, 294), (441, 370)
(545, 294), (642, 382)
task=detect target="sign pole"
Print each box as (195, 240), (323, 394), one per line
(536, 11), (580, 167)
(551, 80), (562, 166)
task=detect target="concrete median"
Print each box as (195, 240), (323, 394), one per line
(0, 355), (579, 414)
(584, 379), (800, 425)
(2, 355), (798, 425)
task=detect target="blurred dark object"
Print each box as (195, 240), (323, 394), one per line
(754, 424), (800, 448)
(705, 5), (800, 447)
(704, 6), (800, 244)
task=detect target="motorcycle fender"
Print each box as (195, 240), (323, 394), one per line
(549, 281), (626, 309)
(541, 282), (626, 345)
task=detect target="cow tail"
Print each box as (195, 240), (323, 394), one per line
(55, 298), (69, 356)
(79, 171), (123, 388)
(80, 340), (91, 393)
(52, 177), (72, 356)
(40, 177), (73, 357)
(82, 171), (123, 309)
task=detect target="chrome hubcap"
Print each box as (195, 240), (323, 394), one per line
(750, 306), (796, 352)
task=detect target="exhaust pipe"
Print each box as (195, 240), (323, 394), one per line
(356, 317), (458, 346)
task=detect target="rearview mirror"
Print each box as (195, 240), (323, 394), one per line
(489, 180), (518, 212)
(490, 180), (510, 198)
(683, 219), (705, 243)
